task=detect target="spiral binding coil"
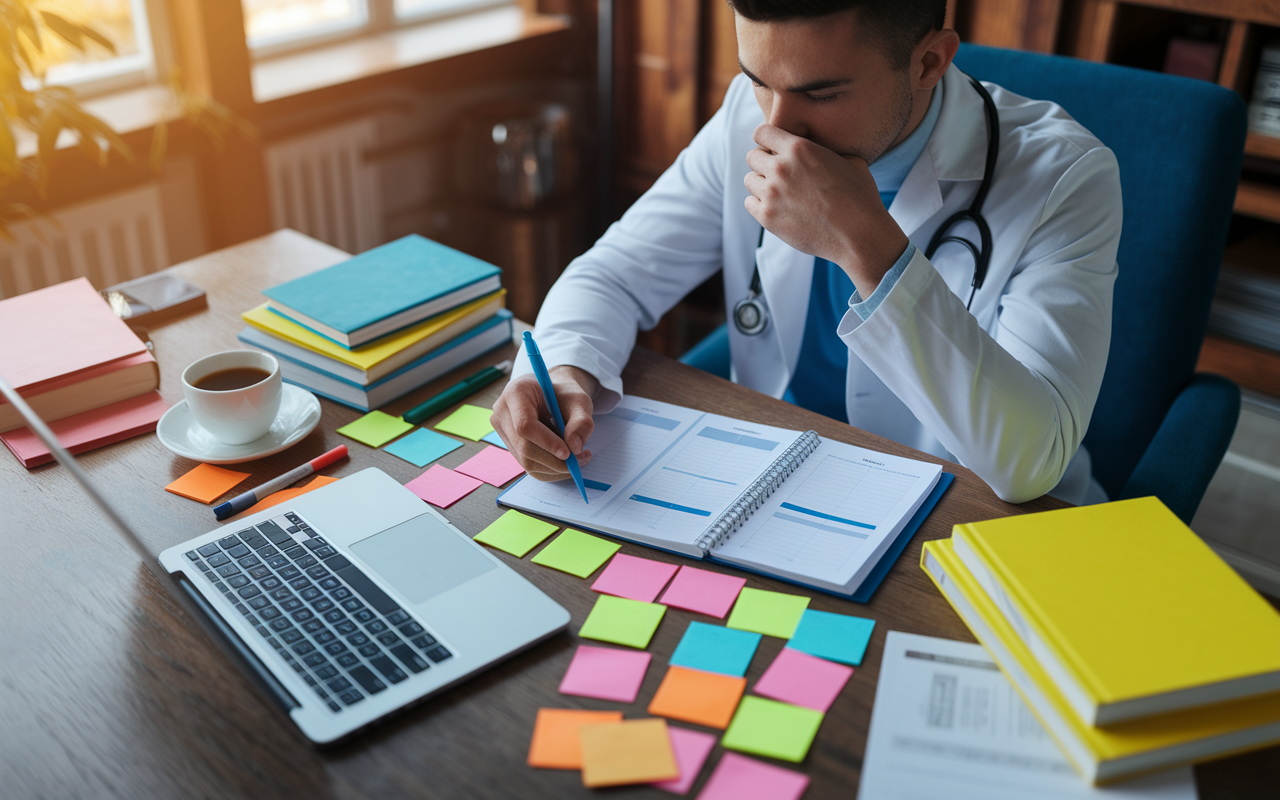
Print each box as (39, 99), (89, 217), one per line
(694, 430), (821, 554)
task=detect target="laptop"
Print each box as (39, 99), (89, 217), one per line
(0, 376), (570, 745)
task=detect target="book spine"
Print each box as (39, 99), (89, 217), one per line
(694, 430), (821, 554)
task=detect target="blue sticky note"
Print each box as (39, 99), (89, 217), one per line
(670, 621), (761, 677)
(384, 428), (464, 467)
(482, 430), (508, 449)
(787, 609), (876, 666)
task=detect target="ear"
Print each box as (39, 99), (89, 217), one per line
(913, 29), (959, 91)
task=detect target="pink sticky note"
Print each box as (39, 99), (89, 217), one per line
(652, 725), (717, 795)
(454, 445), (526, 487)
(696, 752), (810, 800)
(592, 553), (680, 603)
(558, 644), (652, 703)
(753, 647), (854, 713)
(659, 565), (748, 618)
(404, 464), (483, 508)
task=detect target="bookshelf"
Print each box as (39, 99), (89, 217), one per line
(1064, 0), (1280, 397)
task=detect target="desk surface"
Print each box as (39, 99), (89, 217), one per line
(3, 230), (1275, 799)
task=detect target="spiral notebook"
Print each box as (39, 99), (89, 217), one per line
(497, 396), (947, 598)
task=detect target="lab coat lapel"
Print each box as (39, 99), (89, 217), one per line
(891, 65), (989, 240)
(844, 66), (990, 445)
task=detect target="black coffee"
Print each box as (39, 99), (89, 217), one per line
(194, 367), (271, 391)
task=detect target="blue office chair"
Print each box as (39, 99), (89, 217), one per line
(681, 44), (1245, 523)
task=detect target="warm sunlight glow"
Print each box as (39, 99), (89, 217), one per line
(242, 0), (366, 42)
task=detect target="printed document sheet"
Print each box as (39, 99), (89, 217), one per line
(858, 631), (1197, 800)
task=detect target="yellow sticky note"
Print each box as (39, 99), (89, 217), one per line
(527, 708), (623, 769)
(165, 463), (250, 504)
(474, 509), (558, 557)
(434, 404), (495, 441)
(578, 718), (680, 788)
(337, 411), (414, 448)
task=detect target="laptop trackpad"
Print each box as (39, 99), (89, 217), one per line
(349, 514), (496, 605)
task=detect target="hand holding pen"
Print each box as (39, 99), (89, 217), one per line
(490, 344), (597, 490)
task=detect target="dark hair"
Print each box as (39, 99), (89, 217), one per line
(728, 0), (947, 70)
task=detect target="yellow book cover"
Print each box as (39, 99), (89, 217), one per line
(921, 538), (1280, 784)
(951, 497), (1280, 727)
(241, 290), (505, 378)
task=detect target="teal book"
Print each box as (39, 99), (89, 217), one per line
(262, 235), (502, 348)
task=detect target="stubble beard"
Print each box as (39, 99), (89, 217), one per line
(860, 73), (916, 165)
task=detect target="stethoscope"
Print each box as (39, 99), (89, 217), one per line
(733, 74), (1000, 336)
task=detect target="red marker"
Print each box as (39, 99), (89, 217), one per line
(214, 445), (348, 520)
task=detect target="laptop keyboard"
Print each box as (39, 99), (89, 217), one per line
(183, 511), (452, 713)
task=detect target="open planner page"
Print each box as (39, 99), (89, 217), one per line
(711, 439), (942, 592)
(497, 396), (803, 557)
(499, 396), (701, 516)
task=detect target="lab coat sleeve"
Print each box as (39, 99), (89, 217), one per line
(841, 146), (1121, 503)
(511, 93), (737, 413)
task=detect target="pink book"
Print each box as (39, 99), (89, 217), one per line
(0, 278), (149, 397)
(0, 391), (169, 468)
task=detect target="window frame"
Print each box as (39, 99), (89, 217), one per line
(35, 0), (166, 99)
(245, 0), (515, 60)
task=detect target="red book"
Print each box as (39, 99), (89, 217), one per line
(0, 391), (169, 468)
(0, 278), (158, 432)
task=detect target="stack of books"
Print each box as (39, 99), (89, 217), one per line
(0, 278), (167, 467)
(238, 234), (513, 411)
(921, 496), (1280, 784)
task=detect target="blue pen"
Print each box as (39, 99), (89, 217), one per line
(521, 331), (589, 504)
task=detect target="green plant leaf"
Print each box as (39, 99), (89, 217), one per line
(37, 10), (85, 52)
(149, 117), (167, 173)
(38, 11), (116, 55)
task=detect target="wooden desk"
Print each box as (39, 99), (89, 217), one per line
(3, 230), (1274, 799)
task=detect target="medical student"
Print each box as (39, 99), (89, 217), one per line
(491, 0), (1121, 506)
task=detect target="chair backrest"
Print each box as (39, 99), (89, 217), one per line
(953, 44), (1246, 500)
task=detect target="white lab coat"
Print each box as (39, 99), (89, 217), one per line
(521, 65), (1121, 505)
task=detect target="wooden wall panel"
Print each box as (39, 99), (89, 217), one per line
(956, 0), (1064, 53)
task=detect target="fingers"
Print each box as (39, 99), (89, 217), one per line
(560, 390), (595, 455)
(752, 123), (795, 154)
(745, 146), (772, 175)
(491, 372), (597, 483)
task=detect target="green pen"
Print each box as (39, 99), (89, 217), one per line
(401, 360), (513, 425)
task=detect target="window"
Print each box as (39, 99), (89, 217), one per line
(33, 0), (156, 95)
(243, 0), (512, 55)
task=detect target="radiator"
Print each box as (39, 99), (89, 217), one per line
(0, 184), (169, 300)
(264, 119), (383, 255)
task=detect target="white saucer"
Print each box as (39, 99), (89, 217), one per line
(157, 384), (322, 464)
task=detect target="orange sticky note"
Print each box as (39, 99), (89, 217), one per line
(527, 708), (623, 769)
(647, 665), (747, 729)
(579, 718), (680, 788)
(232, 475), (340, 519)
(165, 463), (251, 504)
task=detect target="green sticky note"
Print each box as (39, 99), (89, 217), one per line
(337, 411), (414, 447)
(473, 509), (558, 557)
(726, 587), (810, 639)
(435, 404), (495, 441)
(579, 594), (666, 649)
(531, 529), (621, 578)
(721, 696), (823, 763)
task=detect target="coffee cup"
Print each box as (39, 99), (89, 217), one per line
(182, 350), (283, 445)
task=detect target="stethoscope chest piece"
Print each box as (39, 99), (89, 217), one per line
(734, 225), (771, 336)
(733, 291), (769, 336)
